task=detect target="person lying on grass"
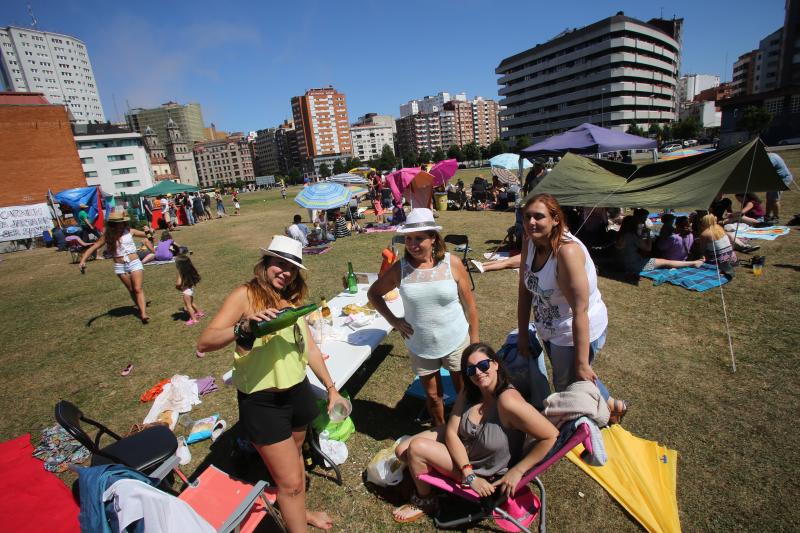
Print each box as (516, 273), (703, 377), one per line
(391, 342), (558, 523)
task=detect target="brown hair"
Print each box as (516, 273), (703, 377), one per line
(460, 343), (512, 404)
(175, 254), (201, 290)
(523, 193), (570, 256)
(403, 230), (447, 264)
(245, 256), (308, 311)
(104, 220), (128, 256)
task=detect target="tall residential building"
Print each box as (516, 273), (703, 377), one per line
(471, 97), (501, 147)
(73, 123), (154, 196)
(396, 112), (442, 158)
(193, 134), (255, 187)
(754, 28), (783, 94)
(779, 0), (800, 88)
(496, 12), (682, 142)
(400, 92), (467, 117)
(677, 74), (720, 107)
(441, 100), (473, 148)
(252, 119), (297, 176)
(291, 86), (352, 175)
(0, 26), (105, 123)
(350, 114), (395, 163)
(0, 92), (85, 207)
(731, 51), (758, 96)
(126, 102), (206, 146)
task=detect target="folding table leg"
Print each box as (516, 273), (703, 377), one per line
(305, 426), (343, 486)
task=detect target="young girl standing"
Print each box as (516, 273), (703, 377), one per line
(175, 254), (204, 325)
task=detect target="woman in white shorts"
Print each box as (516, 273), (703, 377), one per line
(369, 208), (479, 425)
(80, 210), (152, 324)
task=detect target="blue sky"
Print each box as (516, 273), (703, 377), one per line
(0, 0), (787, 132)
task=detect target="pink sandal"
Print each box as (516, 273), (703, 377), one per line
(196, 311), (206, 318)
(120, 364), (134, 377)
(185, 319), (198, 326)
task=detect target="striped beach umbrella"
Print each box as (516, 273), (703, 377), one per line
(294, 182), (352, 210)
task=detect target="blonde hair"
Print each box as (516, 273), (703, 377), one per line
(699, 214), (726, 240)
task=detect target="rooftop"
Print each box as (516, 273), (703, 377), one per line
(0, 92), (51, 106)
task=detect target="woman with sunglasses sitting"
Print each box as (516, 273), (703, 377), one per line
(391, 343), (558, 523)
(197, 235), (341, 532)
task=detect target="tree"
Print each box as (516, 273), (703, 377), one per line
(447, 144), (464, 161)
(234, 178), (244, 189)
(463, 142), (480, 163)
(738, 105), (773, 137)
(487, 138), (509, 158)
(332, 159), (345, 175)
(662, 123), (673, 141)
(479, 145), (491, 161)
(627, 122), (646, 137)
(647, 123), (663, 140)
(288, 167), (301, 184)
(672, 117), (701, 140)
(318, 163), (331, 178)
(378, 145), (397, 170)
(418, 149), (432, 166)
(402, 148), (418, 168)
(432, 147), (446, 162)
(512, 136), (530, 154)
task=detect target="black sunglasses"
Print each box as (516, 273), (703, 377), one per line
(465, 359), (492, 377)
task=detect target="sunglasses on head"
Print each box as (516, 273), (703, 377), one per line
(465, 358), (492, 377)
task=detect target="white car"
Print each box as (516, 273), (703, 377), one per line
(683, 139), (698, 146)
(661, 144), (682, 153)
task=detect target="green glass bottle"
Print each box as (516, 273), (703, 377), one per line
(250, 303), (318, 336)
(347, 262), (358, 294)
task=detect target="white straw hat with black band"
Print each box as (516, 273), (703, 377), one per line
(396, 208), (442, 233)
(260, 235), (307, 270)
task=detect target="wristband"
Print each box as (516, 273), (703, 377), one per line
(461, 463), (473, 472)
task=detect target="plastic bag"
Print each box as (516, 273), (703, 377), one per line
(366, 436), (409, 487)
(319, 431), (348, 467)
(312, 391), (356, 442)
(186, 414), (219, 444)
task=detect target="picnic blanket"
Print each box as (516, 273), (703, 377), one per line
(303, 245), (332, 255)
(736, 226), (790, 241)
(640, 263), (729, 292)
(144, 259), (175, 266)
(0, 434), (80, 532)
(363, 225), (398, 234)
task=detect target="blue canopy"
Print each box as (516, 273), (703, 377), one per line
(54, 186), (111, 223)
(522, 123), (657, 157)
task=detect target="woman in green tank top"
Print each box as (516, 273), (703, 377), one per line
(198, 235), (341, 532)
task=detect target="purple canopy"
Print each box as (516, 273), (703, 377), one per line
(521, 123), (657, 156)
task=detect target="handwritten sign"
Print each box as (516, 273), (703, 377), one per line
(0, 203), (54, 242)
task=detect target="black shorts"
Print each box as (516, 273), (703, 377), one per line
(237, 378), (319, 446)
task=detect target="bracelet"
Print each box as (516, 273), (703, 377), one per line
(325, 383), (335, 390)
(461, 463), (473, 472)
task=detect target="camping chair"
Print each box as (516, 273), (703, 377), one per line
(54, 400), (179, 482)
(444, 234), (475, 290)
(417, 422), (593, 533)
(447, 190), (465, 210)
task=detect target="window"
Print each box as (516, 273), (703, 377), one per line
(791, 95), (800, 114)
(107, 154), (134, 162)
(111, 167), (137, 175)
(114, 180), (140, 189)
(80, 157), (94, 164)
(765, 97), (783, 115)
(84, 171), (97, 178)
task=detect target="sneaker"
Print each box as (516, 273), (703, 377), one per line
(470, 260), (485, 273)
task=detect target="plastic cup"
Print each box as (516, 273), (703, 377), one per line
(753, 264), (763, 277)
(329, 396), (352, 422)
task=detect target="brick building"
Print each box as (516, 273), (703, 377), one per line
(291, 86), (353, 175)
(0, 92), (84, 207)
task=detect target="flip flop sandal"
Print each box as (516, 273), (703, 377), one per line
(120, 364), (134, 377)
(196, 350), (206, 358)
(393, 494), (436, 523)
(609, 399), (629, 425)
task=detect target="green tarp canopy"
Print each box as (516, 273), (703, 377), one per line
(138, 180), (198, 197)
(532, 139), (787, 210)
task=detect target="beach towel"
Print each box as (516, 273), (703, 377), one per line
(303, 245), (332, 255)
(1, 434), (80, 532)
(363, 225), (398, 233)
(736, 226), (790, 241)
(640, 263), (729, 292)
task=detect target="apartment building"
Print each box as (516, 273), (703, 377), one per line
(731, 51), (758, 97)
(253, 120), (298, 176)
(291, 86), (352, 175)
(677, 74), (720, 107)
(496, 12), (682, 142)
(400, 92), (467, 117)
(73, 124), (154, 196)
(396, 112), (442, 158)
(471, 97), (501, 147)
(350, 113), (395, 163)
(126, 101), (206, 146)
(193, 134), (255, 187)
(754, 28), (783, 94)
(0, 26), (105, 123)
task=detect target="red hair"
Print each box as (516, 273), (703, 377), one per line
(524, 193), (570, 256)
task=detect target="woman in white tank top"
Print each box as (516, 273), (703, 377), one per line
(517, 194), (627, 423)
(79, 210), (154, 324)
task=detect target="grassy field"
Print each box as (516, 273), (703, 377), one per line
(1, 161), (798, 532)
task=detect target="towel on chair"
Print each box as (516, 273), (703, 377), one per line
(543, 380), (610, 428)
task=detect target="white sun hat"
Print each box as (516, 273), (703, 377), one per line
(396, 208), (442, 234)
(260, 235), (307, 270)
